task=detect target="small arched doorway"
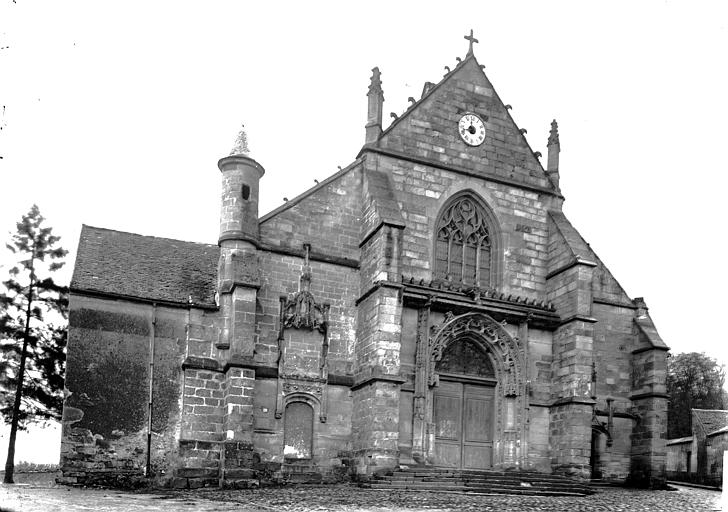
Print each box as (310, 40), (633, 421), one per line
(590, 423), (611, 479)
(283, 401), (314, 460)
(432, 337), (496, 469)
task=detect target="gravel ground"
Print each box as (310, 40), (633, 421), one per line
(0, 481), (722, 512)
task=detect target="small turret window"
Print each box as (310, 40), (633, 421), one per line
(242, 184), (250, 200)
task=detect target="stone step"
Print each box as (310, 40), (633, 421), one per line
(377, 481), (588, 491)
(368, 484), (588, 497)
(388, 473), (583, 483)
(367, 468), (592, 496)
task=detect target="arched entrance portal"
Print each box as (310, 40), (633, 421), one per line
(414, 312), (526, 469)
(432, 338), (496, 469)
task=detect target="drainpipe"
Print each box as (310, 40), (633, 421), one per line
(146, 303), (157, 477)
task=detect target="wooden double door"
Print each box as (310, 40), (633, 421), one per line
(433, 380), (495, 469)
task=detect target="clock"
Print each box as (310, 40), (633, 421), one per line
(458, 113), (486, 146)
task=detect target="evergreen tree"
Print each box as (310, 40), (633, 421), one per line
(667, 352), (726, 439)
(1, 205), (68, 483)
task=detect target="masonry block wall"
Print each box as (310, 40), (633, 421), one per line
(630, 348), (668, 487)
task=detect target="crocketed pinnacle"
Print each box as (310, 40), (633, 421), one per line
(368, 67), (383, 95)
(230, 124), (250, 156)
(548, 119), (560, 146)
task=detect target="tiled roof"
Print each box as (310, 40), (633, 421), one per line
(692, 409), (728, 436)
(71, 225), (219, 307)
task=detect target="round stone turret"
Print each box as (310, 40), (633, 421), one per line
(217, 125), (265, 248)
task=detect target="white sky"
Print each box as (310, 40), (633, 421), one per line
(1, 1), (727, 462)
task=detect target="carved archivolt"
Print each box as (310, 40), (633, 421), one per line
(428, 312), (524, 396)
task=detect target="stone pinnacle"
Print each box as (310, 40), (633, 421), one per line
(230, 124), (250, 156)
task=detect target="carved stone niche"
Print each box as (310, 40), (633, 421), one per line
(275, 376), (328, 423)
(275, 244), (330, 423)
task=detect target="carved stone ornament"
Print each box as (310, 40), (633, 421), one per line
(428, 312), (524, 397)
(281, 291), (328, 334)
(277, 377), (328, 423)
(282, 381), (323, 397)
(279, 244), (329, 336)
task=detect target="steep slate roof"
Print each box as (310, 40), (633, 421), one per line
(71, 225), (219, 307)
(692, 409), (728, 437)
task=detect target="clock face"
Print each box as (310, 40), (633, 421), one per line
(458, 113), (486, 146)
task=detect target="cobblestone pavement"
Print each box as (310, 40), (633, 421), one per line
(0, 482), (722, 512)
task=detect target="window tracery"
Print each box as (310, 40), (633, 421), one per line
(435, 195), (492, 287)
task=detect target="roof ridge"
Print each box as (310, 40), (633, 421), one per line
(81, 224), (217, 247)
(375, 53), (475, 142)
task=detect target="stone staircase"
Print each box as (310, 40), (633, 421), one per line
(362, 467), (594, 496)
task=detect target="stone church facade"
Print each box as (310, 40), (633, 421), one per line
(60, 37), (669, 488)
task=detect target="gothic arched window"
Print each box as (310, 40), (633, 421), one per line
(435, 195), (493, 287)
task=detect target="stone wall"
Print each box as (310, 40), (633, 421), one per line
(60, 296), (190, 487)
(666, 438), (695, 481)
(256, 252), (358, 372)
(259, 166), (362, 262)
(705, 432), (727, 486)
(629, 347), (668, 487)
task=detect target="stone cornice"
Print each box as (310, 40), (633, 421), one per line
(183, 356), (354, 385)
(401, 278), (561, 330)
(593, 297), (637, 310)
(359, 219), (406, 248)
(352, 373), (407, 391)
(259, 242), (359, 269)
(632, 345), (670, 355)
(70, 289), (218, 311)
(559, 314), (599, 325)
(356, 280), (404, 306)
(545, 256), (598, 281)
(551, 396), (597, 407)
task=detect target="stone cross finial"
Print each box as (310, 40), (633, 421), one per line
(548, 119), (560, 146)
(229, 124), (250, 156)
(464, 29), (479, 55)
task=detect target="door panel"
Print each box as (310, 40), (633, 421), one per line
(433, 382), (462, 467)
(464, 398), (489, 442)
(462, 445), (493, 469)
(433, 381), (494, 469)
